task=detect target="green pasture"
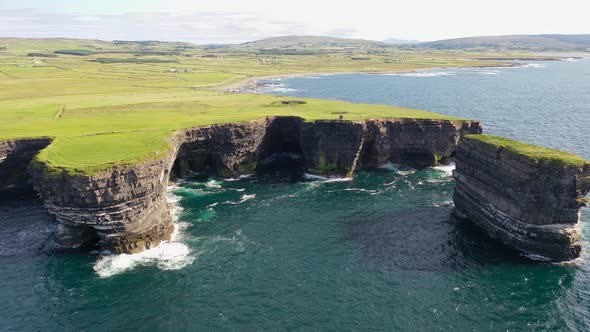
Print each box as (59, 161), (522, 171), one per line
(0, 38), (533, 174)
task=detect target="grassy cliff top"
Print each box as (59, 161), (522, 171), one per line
(466, 134), (589, 168)
(3, 91), (463, 174)
(0, 38), (516, 174)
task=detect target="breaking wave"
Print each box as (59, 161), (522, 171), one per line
(520, 63), (547, 68)
(269, 87), (302, 93)
(208, 193), (256, 208)
(384, 71), (455, 77)
(471, 70), (499, 75)
(93, 188), (195, 278)
(303, 173), (352, 183)
(378, 162), (416, 176)
(432, 162), (455, 176)
(223, 174), (254, 182)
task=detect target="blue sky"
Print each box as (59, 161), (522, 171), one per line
(1, 0), (588, 43)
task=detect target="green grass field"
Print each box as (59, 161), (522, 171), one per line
(466, 134), (589, 167)
(0, 38), (538, 174)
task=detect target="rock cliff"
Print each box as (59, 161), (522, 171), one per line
(2, 117), (481, 254)
(453, 135), (590, 261)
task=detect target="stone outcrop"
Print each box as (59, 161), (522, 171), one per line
(28, 145), (179, 253)
(453, 136), (590, 261)
(360, 119), (482, 169)
(173, 119), (268, 179)
(1, 117), (480, 254)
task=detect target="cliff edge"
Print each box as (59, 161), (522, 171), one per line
(3, 117), (480, 254)
(453, 135), (590, 261)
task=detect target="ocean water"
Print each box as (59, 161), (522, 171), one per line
(1, 59), (590, 331)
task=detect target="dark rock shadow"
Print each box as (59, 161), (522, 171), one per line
(0, 193), (57, 257)
(342, 207), (543, 272)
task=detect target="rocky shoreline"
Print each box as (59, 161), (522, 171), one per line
(1, 117), (481, 254)
(220, 60), (568, 93)
(2, 117), (589, 261)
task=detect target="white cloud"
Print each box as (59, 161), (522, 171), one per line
(0, 9), (313, 43)
(0, 0), (589, 43)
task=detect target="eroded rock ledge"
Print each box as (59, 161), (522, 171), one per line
(453, 135), (590, 261)
(1, 117), (480, 253)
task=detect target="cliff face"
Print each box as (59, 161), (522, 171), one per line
(361, 119), (482, 168)
(453, 137), (590, 261)
(29, 137), (181, 253)
(301, 120), (366, 175)
(174, 119), (268, 179)
(6, 117), (480, 254)
(300, 119), (483, 175)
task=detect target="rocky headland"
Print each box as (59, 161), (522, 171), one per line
(1, 117), (480, 254)
(3, 118), (590, 262)
(453, 135), (590, 261)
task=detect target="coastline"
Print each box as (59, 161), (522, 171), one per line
(218, 63), (521, 93)
(217, 55), (583, 93)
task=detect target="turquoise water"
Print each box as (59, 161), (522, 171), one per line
(1, 59), (590, 331)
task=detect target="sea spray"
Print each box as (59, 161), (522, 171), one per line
(93, 186), (195, 278)
(432, 162), (455, 176)
(223, 174), (254, 182)
(208, 193), (256, 207)
(383, 71), (456, 77)
(378, 162), (416, 176)
(303, 173), (353, 183)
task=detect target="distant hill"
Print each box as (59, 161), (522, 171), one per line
(233, 35), (390, 50)
(421, 34), (590, 51)
(382, 38), (421, 45)
(3, 35), (589, 55)
(0, 37), (199, 54)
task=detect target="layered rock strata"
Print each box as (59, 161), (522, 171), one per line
(2, 117), (480, 253)
(453, 136), (590, 261)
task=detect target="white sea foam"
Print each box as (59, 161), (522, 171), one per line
(257, 82), (301, 93)
(472, 70), (499, 75)
(205, 179), (222, 188)
(167, 191), (182, 204)
(520, 63), (547, 68)
(426, 178), (449, 184)
(303, 173), (352, 182)
(433, 200), (454, 207)
(93, 188), (195, 278)
(433, 162), (456, 176)
(378, 161), (399, 171)
(340, 188), (379, 194)
(385, 71), (455, 77)
(378, 162), (416, 175)
(93, 221), (195, 278)
(227, 193), (255, 204)
(269, 87), (302, 93)
(238, 194), (255, 202)
(223, 174), (254, 182)
(208, 193), (256, 208)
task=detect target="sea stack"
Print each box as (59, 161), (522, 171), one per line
(453, 134), (590, 261)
